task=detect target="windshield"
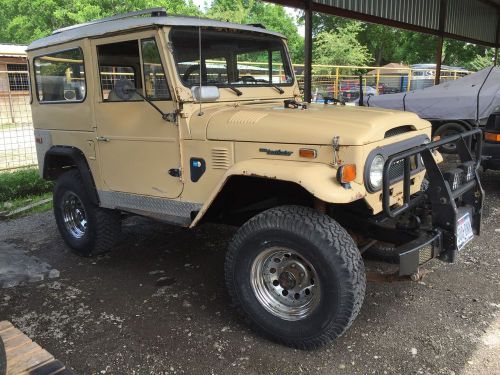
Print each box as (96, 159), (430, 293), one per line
(169, 27), (294, 88)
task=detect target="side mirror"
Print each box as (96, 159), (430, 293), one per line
(114, 79), (136, 101)
(191, 86), (220, 102)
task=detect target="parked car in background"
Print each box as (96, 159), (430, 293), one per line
(367, 66), (500, 166)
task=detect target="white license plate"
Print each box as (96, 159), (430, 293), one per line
(456, 213), (474, 250)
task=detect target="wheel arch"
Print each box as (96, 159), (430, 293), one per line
(44, 146), (100, 205)
(190, 159), (366, 227)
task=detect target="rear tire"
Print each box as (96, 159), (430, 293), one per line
(53, 169), (121, 256)
(225, 205), (366, 349)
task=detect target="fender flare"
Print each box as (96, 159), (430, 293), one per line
(190, 159), (366, 227)
(44, 146), (100, 205)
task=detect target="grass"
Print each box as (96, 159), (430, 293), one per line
(0, 168), (53, 202)
(0, 123), (23, 131)
(0, 168), (53, 217)
(1, 192), (53, 217)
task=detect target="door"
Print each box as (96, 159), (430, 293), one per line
(92, 32), (183, 198)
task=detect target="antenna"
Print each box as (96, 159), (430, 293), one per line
(197, 24), (203, 116)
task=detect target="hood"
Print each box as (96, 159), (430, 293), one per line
(204, 103), (430, 146)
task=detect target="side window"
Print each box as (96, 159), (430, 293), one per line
(141, 38), (171, 100)
(34, 48), (86, 103)
(97, 40), (142, 102)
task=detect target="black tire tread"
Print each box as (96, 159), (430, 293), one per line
(225, 205), (366, 349)
(54, 169), (120, 256)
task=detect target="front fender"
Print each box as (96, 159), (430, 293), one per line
(190, 159), (366, 227)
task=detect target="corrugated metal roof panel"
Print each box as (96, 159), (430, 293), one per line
(445, 0), (497, 45)
(306, 0), (500, 46)
(313, 0), (440, 29)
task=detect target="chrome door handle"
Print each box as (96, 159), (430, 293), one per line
(96, 136), (110, 142)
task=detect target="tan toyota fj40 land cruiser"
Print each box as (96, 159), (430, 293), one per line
(28, 9), (484, 348)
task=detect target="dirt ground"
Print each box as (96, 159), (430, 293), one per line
(0, 171), (499, 375)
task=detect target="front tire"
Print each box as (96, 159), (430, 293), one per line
(53, 169), (121, 256)
(225, 205), (366, 349)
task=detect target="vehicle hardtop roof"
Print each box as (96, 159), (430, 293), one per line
(27, 8), (286, 51)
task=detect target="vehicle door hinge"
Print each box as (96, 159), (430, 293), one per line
(168, 168), (182, 177)
(96, 136), (110, 142)
(162, 112), (177, 123)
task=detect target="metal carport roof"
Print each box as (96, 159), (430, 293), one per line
(265, 0), (500, 101)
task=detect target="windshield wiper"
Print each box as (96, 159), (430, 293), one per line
(220, 84), (242, 96)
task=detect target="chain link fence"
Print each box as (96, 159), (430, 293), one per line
(0, 69), (36, 171)
(294, 64), (470, 102)
(0, 65), (471, 172)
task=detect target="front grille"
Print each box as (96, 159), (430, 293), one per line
(385, 125), (414, 138)
(388, 156), (421, 182)
(389, 159), (405, 181)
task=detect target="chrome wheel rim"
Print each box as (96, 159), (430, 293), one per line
(250, 247), (320, 321)
(62, 192), (87, 239)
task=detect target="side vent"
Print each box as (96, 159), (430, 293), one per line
(211, 148), (230, 170)
(385, 125), (415, 138)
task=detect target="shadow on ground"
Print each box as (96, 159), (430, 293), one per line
(0, 171), (499, 374)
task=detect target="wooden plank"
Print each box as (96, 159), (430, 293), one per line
(7, 350), (53, 375)
(4, 336), (32, 354)
(1, 328), (24, 343)
(7, 342), (40, 365)
(0, 322), (72, 375)
(22, 359), (65, 375)
(0, 321), (13, 332)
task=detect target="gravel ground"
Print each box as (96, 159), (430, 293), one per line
(0, 171), (499, 375)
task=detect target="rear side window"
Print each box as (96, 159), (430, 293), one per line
(34, 48), (86, 103)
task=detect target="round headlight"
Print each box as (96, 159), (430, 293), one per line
(369, 154), (385, 190)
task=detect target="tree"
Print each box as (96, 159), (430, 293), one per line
(313, 22), (373, 66)
(0, 0), (201, 44)
(467, 48), (496, 71)
(207, 0), (304, 62)
(357, 24), (400, 66)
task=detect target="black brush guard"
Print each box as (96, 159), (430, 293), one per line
(381, 128), (484, 276)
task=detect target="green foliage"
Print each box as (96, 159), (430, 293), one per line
(1, 193), (53, 217)
(0, 0), (201, 44)
(467, 48), (496, 71)
(310, 12), (491, 69)
(313, 23), (373, 66)
(0, 0), (494, 69)
(0, 168), (53, 202)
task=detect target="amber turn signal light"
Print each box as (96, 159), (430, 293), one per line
(299, 148), (317, 159)
(484, 132), (500, 142)
(336, 164), (356, 184)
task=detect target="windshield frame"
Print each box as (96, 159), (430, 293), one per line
(168, 26), (295, 90)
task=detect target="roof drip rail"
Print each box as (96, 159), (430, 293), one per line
(52, 7), (167, 35)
